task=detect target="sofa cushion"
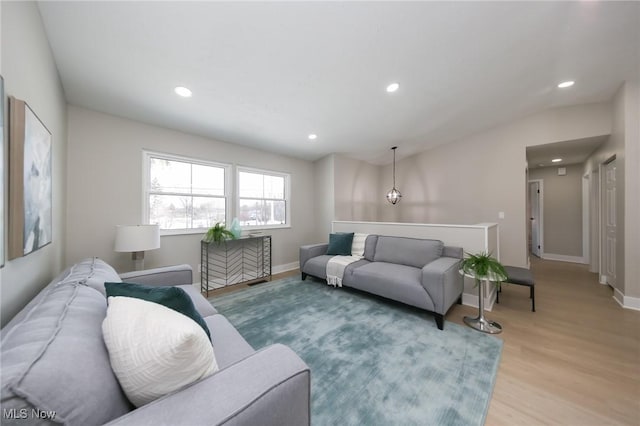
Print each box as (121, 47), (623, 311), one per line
(373, 236), (443, 268)
(206, 314), (255, 369)
(349, 262), (435, 311)
(105, 282), (211, 340)
(1, 284), (132, 426)
(363, 235), (378, 261)
(102, 297), (218, 407)
(301, 254), (334, 279)
(326, 233), (354, 255)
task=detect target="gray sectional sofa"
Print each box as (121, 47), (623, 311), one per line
(300, 235), (463, 330)
(1, 258), (310, 426)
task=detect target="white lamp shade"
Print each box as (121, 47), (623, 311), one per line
(114, 225), (161, 252)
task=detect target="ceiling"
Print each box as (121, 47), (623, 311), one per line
(37, 2), (640, 165)
(526, 136), (608, 170)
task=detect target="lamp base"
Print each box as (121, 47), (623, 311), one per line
(132, 251), (145, 271)
(463, 315), (502, 334)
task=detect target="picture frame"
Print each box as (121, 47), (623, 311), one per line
(8, 96), (52, 259)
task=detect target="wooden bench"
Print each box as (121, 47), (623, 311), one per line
(496, 266), (535, 312)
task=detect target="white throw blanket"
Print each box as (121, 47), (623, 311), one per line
(326, 255), (362, 287)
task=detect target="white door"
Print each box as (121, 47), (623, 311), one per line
(603, 160), (617, 288)
(529, 181), (541, 257)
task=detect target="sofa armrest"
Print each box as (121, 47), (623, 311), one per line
(119, 264), (193, 287)
(421, 257), (463, 315)
(106, 344), (310, 426)
(299, 243), (328, 270)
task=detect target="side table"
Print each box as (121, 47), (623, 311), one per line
(460, 270), (503, 334)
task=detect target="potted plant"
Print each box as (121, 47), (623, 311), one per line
(460, 251), (507, 287)
(459, 251), (507, 334)
(203, 222), (236, 244)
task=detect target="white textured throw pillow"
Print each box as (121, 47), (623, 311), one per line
(351, 233), (368, 258)
(102, 296), (218, 407)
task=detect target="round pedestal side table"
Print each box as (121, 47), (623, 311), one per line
(460, 270), (503, 334)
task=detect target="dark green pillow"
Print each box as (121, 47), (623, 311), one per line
(104, 282), (211, 341)
(326, 232), (354, 256)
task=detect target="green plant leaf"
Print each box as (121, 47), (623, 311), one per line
(460, 251), (507, 283)
(203, 222), (237, 244)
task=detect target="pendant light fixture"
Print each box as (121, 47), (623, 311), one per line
(386, 146), (402, 205)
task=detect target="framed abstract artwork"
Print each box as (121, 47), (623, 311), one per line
(8, 96), (52, 259)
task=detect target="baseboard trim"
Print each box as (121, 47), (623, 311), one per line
(541, 253), (585, 264)
(273, 261), (299, 275)
(613, 288), (640, 311)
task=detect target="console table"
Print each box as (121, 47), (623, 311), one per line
(201, 235), (272, 297)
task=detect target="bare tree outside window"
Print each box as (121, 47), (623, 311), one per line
(146, 153), (227, 231)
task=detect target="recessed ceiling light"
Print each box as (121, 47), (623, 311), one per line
(308, 134), (317, 140)
(557, 81), (574, 88)
(552, 158), (563, 163)
(174, 86), (192, 97)
(538, 163), (544, 167)
(386, 83), (400, 93)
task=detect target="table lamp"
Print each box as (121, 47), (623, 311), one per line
(114, 224), (160, 271)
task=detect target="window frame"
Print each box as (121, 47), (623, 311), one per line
(142, 150), (232, 236)
(236, 165), (291, 230)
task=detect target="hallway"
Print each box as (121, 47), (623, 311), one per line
(448, 258), (640, 425)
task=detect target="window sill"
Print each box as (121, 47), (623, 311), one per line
(160, 228), (208, 237)
(159, 225), (291, 237)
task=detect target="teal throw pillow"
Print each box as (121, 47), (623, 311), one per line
(104, 282), (211, 341)
(326, 233), (355, 256)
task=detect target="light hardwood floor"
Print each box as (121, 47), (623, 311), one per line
(207, 259), (640, 425)
(446, 257), (640, 426)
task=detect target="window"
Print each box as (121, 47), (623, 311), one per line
(144, 151), (229, 232)
(237, 167), (290, 228)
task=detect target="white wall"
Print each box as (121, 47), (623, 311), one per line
(529, 164), (583, 258)
(1, 2), (68, 326)
(65, 106), (316, 275)
(377, 102), (612, 268)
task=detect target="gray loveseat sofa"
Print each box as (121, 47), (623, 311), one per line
(300, 235), (463, 330)
(1, 258), (310, 426)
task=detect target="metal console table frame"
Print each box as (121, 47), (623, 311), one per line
(201, 235), (272, 297)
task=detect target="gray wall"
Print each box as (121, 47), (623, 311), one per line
(65, 106), (316, 274)
(583, 81), (637, 297)
(1, 1), (68, 326)
(334, 154), (379, 223)
(529, 164), (583, 258)
(312, 154), (335, 242)
(622, 80), (640, 299)
(376, 103), (611, 268)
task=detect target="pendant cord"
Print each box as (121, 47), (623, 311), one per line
(392, 147), (397, 188)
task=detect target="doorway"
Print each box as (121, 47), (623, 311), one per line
(528, 180), (543, 257)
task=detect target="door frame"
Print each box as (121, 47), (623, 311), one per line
(582, 173), (590, 265)
(528, 179), (544, 257)
(599, 155), (617, 287)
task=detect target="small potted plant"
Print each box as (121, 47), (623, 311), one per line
(203, 222), (236, 244)
(460, 251), (507, 287)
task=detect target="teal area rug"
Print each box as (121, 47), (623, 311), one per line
(210, 277), (502, 426)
